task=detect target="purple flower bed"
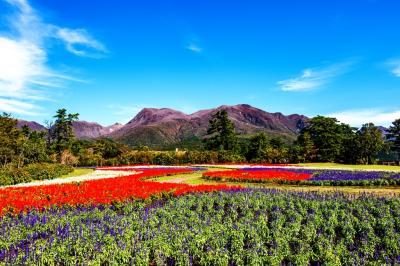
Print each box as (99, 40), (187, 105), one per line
(241, 167), (315, 174)
(309, 170), (390, 181)
(241, 167), (400, 181)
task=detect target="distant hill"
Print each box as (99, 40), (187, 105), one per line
(17, 120), (46, 131)
(109, 104), (309, 148)
(16, 104), (309, 148)
(17, 120), (123, 139)
(72, 121), (123, 139)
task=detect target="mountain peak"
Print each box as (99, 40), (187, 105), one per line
(127, 107), (189, 126)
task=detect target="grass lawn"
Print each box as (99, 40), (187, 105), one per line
(60, 168), (94, 178)
(298, 162), (400, 171)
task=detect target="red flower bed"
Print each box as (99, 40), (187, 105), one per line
(203, 170), (312, 182)
(0, 169), (239, 216)
(199, 163), (294, 166)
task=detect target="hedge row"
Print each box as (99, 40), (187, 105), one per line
(0, 163), (73, 186)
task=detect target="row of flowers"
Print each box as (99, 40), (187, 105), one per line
(0, 168), (239, 216)
(203, 169), (312, 183)
(203, 167), (400, 186)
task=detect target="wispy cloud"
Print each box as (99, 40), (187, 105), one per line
(0, 0), (106, 116)
(0, 98), (39, 115)
(56, 28), (107, 58)
(387, 60), (400, 77)
(277, 61), (353, 91)
(186, 43), (202, 53)
(185, 34), (203, 53)
(393, 66), (400, 77)
(328, 108), (400, 127)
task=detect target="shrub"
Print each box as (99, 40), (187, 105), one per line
(0, 163), (73, 186)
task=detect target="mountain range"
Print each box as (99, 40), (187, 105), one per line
(17, 104), (309, 148)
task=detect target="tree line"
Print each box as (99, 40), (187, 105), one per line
(202, 110), (400, 165)
(1, 109), (400, 172)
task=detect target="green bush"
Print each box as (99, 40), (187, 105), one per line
(0, 167), (30, 186)
(0, 163), (73, 186)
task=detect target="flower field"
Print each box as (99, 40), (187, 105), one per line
(0, 167), (238, 216)
(203, 167), (400, 186)
(1, 189), (400, 264)
(1, 165), (400, 264)
(203, 169), (312, 182)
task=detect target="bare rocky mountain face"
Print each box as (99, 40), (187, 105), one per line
(17, 104), (309, 147)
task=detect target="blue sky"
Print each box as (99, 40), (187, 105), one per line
(1, 0), (400, 126)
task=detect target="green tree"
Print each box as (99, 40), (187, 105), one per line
(388, 118), (400, 154)
(338, 125), (358, 164)
(20, 126), (48, 164)
(247, 132), (269, 161)
(296, 131), (315, 162)
(50, 109), (79, 153)
(265, 146), (289, 164)
(93, 138), (128, 159)
(355, 123), (385, 164)
(204, 110), (238, 151)
(0, 113), (23, 167)
(270, 137), (285, 149)
(299, 116), (351, 162)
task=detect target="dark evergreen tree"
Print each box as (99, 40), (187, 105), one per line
(50, 109), (79, 153)
(204, 110), (238, 151)
(295, 131), (315, 162)
(247, 132), (269, 161)
(388, 118), (400, 155)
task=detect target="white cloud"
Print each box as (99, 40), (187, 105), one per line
(0, 98), (38, 115)
(186, 43), (202, 53)
(393, 66), (400, 77)
(56, 28), (107, 57)
(388, 61), (400, 77)
(0, 0), (106, 115)
(327, 109), (400, 127)
(277, 61), (353, 91)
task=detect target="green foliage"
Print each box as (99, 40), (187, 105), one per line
(204, 110), (238, 151)
(117, 150), (245, 165)
(299, 116), (354, 162)
(295, 131), (315, 162)
(355, 123), (385, 164)
(388, 118), (400, 155)
(49, 108), (79, 154)
(20, 126), (49, 164)
(297, 116), (387, 164)
(0, 113), (24, 168)
(0, 163), (73, 185)
(247, 132), (269, 160)
(245, 134), (290, 163)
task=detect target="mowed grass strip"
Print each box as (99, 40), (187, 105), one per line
(60, 168), (94, 179)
